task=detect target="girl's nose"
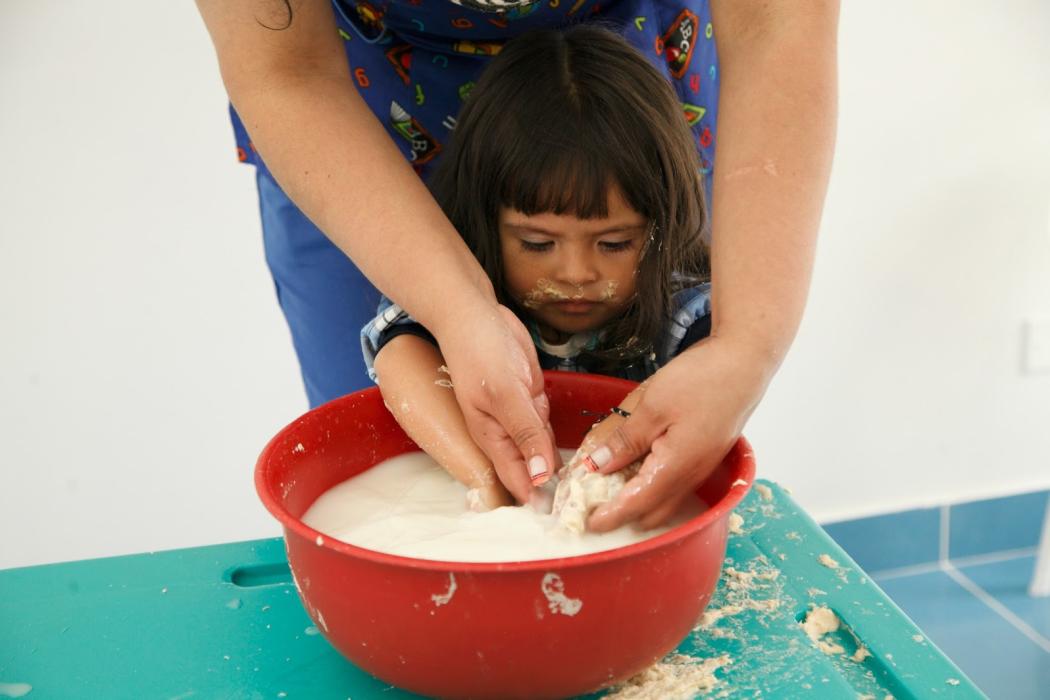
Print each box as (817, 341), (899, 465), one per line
(556, 246), (601, 288)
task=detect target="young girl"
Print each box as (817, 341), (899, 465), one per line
(362, 24), (712, 521)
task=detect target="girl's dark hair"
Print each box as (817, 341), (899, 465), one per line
(429, 24), (710, 371)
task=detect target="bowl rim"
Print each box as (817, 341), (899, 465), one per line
(255, 374), (756, 573)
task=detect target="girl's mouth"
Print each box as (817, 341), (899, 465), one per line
(553, 300), (599, 314)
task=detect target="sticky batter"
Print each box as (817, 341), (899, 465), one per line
(302, 451), (704, 563)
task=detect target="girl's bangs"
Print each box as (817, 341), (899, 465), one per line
(495, 134), (631, 220)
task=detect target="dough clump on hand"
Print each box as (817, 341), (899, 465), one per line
(551, 448), (637, 534)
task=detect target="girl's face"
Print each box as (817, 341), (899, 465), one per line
(499, 185), (650, 342)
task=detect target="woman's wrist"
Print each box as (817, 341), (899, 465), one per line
(423, 271), (499, 344)
(685, 327), (786, 391)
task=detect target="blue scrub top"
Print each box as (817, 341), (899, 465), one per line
(231, 0), (719, 194)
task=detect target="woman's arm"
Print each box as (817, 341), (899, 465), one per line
(374, 336), (513, 510)
(587, 0), (839, 531)
(196, 0), (489, 327)
(195, 0), (559, 498)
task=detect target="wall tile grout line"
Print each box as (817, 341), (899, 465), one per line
(940, 561), (1050, 654)
(951, 546), (1040, 569)
(939, 505), (950, 563)
(870, 562), (942, 582)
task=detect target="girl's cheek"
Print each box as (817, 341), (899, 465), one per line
(503, 266), (539, 308)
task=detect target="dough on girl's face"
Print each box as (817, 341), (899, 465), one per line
(498, 185), (648, 340)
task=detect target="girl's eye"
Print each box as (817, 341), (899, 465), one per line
(599, 240), (635, 253)
(520, 240), (553, 252)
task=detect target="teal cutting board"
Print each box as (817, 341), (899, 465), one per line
(0, 481), (985, 699)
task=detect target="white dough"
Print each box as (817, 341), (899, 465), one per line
(302, 451), (704, 563)
(550, 447), (632, 534)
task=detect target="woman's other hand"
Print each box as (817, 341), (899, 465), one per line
(585, 336), (771, 532)
(583, 0), (839, 531)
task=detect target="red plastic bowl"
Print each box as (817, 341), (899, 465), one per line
(256, 371), (754, 699)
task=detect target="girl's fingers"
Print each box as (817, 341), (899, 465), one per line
(465, 409), (537, 505)
(478, 482), (515, 510)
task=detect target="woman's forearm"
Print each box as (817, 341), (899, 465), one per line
(709, 1), (839, 376)
(197, 0), (495, 337)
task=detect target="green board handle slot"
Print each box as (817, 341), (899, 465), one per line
(226, 562), (292, 588)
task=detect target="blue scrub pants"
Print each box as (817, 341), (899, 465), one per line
(257, 169), (381, 407)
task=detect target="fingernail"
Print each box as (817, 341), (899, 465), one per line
(582, 456), (599, 473)
(528, 455), (549, 484)
(588, 446), (612, 470)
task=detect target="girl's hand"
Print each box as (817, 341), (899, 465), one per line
(374, 335), (514, 511)
(585, 335), (772, 532)
(436, 305), (561, 504)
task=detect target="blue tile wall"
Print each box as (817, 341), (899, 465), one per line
(948, 491), (1049, 559)
(821, 489), (1049, 573)
(822, 508), (941, 574)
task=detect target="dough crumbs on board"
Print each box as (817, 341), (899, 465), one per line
(695, 560), (782, 631)
(755, 484), (773, 501)
(604, 653), (730, 700)
(818, 554), (840, 569)
(851, 645), (872, 663)
(728, 512), (745, 535)
(801, 605), (874, 664)
(800, 605), (845, 655)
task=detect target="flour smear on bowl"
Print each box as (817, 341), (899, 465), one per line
(302, 451), (703, 562)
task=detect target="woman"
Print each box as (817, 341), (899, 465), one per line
(195, 0), (839, 530)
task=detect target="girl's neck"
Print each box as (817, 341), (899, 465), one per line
(536, 323), (573, 345)
(529, 321), (603, 360)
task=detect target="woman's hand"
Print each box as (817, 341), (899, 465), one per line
(435, 305), (560, 505)
(585, 335), (773, 532)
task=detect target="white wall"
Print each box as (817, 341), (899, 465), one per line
(1, 1), (1048, 569)
(752, 0), (1050, 520)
